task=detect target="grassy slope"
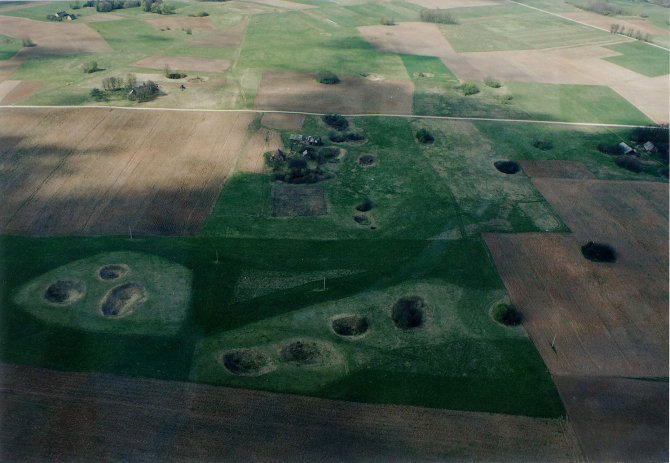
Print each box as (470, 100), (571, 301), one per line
(604, 41), (670, 77)
(0, 34), (20, 60)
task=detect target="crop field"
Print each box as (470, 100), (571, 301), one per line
(0, 0), (668, 461)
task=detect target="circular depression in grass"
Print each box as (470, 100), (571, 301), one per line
(331, 315), (369, 337)
(581, 241), (617, 263)
(358, 154), (376, 166)
(491, 302), (522, 326)
(494, 160), (520, 174)
(98, 264), (129, 281)
(100, 282), (147, 318)
(44, 280), (85, 305)
(221, 348), (273, 376)
(355, 199), (374, 212)
(280, 340), (331, 366)
(354, 215), (371, 226)
(391, 295), (425, 329)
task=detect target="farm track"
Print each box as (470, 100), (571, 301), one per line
(0, 362), (584, 463)
(0, 104), (657, 128)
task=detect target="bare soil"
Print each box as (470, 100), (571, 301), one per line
(484, 179), (668, 377)
(0, 107), (253, 235)
(255, 70), (413, 115)
(271, 184), (327, 217)
(134, 56), (231, 73)
(0, 80), (41, 104)
(194, 17), (248, 48)
(100, 283), (146, 317)
(0, 363), (585, 462)
(518, 160), (596, 179)
(0, 15), (112, 58)
(145, 16), (215, 31)
(261, 112), (305, 130)
(239, 127), (283, 173)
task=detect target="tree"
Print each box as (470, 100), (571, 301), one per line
(84, 61), (99, 73)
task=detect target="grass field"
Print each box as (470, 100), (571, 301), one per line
(604, 41), (670, 77)
(0, 34), (20, 60)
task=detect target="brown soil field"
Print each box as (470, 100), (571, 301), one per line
(272, 184), (327, 217)
(555, 375), (668, 463)
(0, 80), (40, 104)
(239, 127), (283, 173)
(0, 107), (253, 235)
(406, 0), (507, 7)
(518, 160), (596, 179)
(134, 55), (231, 73)
(262, 112), (305, 130)
(255, 70), (413, 115)
(0, 362), (584, 462)
(84, 13), (125, 22)
(0, 15), (113, 58)
(562, 11), (670, 37)
(244, 0), (316, 9)
(145, 16), (215, 31)
(194, 17), (248, 47)
(484, 179), (668, 377)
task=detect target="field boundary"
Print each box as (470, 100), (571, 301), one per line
(0, 105), (656, 128)
(509, 0), (670, 52)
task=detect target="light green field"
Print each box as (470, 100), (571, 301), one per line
(439, 4), (614, 52)
(604, 41), (670, 77)
(0, 34), (20, 60)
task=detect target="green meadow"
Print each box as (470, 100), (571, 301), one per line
(604, 41), (670, 77)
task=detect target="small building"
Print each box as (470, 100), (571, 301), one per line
(643, 141), (657, 152)
(54, 11), (76, 20)
(289, 134), (322, 146)
(618, 142), (634, 155)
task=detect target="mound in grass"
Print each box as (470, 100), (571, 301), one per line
(100, 283), (147, 318)
(44, 280), (85, 305)
(581, 241), (617, 263)
(355, 199), (374, 212)
(98, 264), (129, 281)
(391, 295), (425, 329)
(222, 348), (273, 376)
(491, 302), (522, 326)
(494, 160), (520, 174)
(358, 154), (376, 166)
(332, 315), (369, 337)
(280, 340), (331, 366)
(316, 70), (340, 85)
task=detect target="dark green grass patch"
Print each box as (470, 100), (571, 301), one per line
(604, 41), (670, 78)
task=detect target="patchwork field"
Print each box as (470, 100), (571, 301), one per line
(134, 55), (231, 73)
(0, 107), (253, 235)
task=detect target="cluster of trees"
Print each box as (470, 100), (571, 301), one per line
(316, 71), (340, 85)
(266, 154), (332, 184)
(92, 74), (160, 102)
(631, 125), (669, 162)
(609, 24), (651, 41)
(577, 0), (628, 16)
(82, 0), (172, 13)
(459, 81), (480, 96)
(322, 113), (348, 131)
(420, 9), (458, 24)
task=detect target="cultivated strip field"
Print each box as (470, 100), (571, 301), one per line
(519, 160), (596, 179)
(0, 107), (253, 235)
(254, 70), (414, 115)
(0, 362), (584, 463)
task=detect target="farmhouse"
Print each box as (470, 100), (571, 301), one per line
(618, 142), (635, 155)
(290, 134), (322, 146)
(49, 11), (77, 21)
(643, 141), (657, 152)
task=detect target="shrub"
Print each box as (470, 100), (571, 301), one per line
(615, 156), (643, 173)
(102, 76), (123, 91)
(415, 128), (434, 144)
(494, 160), (520, 174)
(346, 131), (365, 141)
(329, 131), (346, 142)
(420, 9), (458, 24)
(532, 140), (553, 151)
(185, 28), (192, 35)
(391, 296), (425, 329)
(322, 113), (349, 131)
(492, 303), (522, 326)
(164, 64), (186, 79)
(22, 38), (36, 47)
(484, 77), (501, 88)
(90, 88), (106, 101)
(319, 147), (339, 159)
(316, 70), (340, 85)
(380, 16), (395, 25)
(459, 82), (479, 96)
(499, 94), (513, 104)
(125, 73), (137, 90)
(189, 11), (209, 16)
(84, 61), (99, 74)
(581, 241), (616, 262)
(355, 199), (374, 212)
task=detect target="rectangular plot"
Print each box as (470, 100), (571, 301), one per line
(271, 184), (327, 217)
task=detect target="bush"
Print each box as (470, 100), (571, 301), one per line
(185, 28), (192, 35)
(102, 76), (124, 91)
(188, 11), (209, 16)
(532, 140), (553, 151)
(346, 131), (365, 141)
(581, 241), (616, 262)
(90, 88), (106, 101)
(420, 9), (458, 24)
(322, 113), (349, 131)
(84, 61), (99, 74)
(22, 38), (36, 47)
(492, 303), (522, 326)
(380, 16), (395, 25)
(459, 82), (479, 96)
(164, 64), (186, 79)
(415, 128), (434, 144)
(615, 156), (643, 173)
(484, 77), (501, 88)
(316, 70), (340, 85)
(319, 147), (339, 159)
(355, 199), (374, 212)
(329, 131), (346, 142)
